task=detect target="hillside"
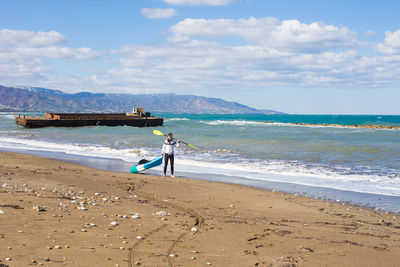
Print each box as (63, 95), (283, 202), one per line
(0, 85), (283, 114)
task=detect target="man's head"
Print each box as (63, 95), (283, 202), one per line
(167, 133), (173, 141)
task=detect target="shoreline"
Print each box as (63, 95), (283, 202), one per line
(1, 151), (400, 266)
(1, 147), (399, 214)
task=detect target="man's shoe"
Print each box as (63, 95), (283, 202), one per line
(163, 174), (166, 177)
(170, 174), (175, 178)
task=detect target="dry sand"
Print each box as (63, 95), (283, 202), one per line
(0, 151), (399, 267)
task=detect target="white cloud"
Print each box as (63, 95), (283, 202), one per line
(0, 47), (100, 62)
(162, 0), (240, 6)
(2, 21), (400, 97)
(375, 29), (400, 55)
(0, 29), (67, 47)
(0, 29), (101, 87)
(100, 20), (400, 94)
(0, 29), (100, 61)
(141, 8), (177, 19)
(169, 17), (358, 52)
(109, 41), (385, 93)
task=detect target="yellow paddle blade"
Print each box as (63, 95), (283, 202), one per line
(188, 144), (200, 150)
(153, 129), (165, 136)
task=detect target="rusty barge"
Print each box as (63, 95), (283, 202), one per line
(15, 108), (163, 128)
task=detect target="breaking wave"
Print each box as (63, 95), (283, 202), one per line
(0, 136), (399, 196)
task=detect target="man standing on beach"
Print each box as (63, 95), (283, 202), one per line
(162, 133), (180, 177)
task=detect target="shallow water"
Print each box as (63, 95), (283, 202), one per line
(1, 113), (399, 210)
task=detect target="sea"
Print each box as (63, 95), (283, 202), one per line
(1, 113), (399, 212)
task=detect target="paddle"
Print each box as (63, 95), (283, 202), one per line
(153, 129), (199, 150)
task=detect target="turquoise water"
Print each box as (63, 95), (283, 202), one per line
(1, 113), (400, 199)
(161, 114), (400, 126)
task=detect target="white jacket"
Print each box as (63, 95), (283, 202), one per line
(162, 138), (180, 155)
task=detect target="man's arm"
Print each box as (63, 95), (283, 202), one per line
(175, 140), (180, 148)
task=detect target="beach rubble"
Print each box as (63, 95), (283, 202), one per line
(33, 205), (47, 212)
(155, 211), (169, 216)
(1, 152), (400, 266)
(131, 213), (141, 219)
(110, 221), (119, 227)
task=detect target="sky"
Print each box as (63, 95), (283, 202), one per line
(1, 0), (400, 114)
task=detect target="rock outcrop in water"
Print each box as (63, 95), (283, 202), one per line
(263, 121), (400, 130)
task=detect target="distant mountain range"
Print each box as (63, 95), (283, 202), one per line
(0, 85), (284, 114)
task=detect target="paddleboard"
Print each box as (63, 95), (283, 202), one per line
(130, 157), (163, 173)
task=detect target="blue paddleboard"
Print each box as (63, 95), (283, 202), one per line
(130, 157), (163, 173)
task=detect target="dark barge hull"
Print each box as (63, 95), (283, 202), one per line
(15, 113), (163, 128)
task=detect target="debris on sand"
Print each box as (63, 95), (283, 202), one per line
(83, 223), (96, 228)
(191, 227), (198, 233)
(302, 247), (314, 252)
(33, 205), (47, 212)
(155, 211), (169, 216)
(110, 221), (119, 227)
(77, 205), (88, 210)
(0, 210), (4, 214)
(131, 213), (141, 219)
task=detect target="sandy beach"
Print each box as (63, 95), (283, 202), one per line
(0, 151), (399, 267)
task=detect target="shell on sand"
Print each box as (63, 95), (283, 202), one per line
(131, 213), (141, 219)
(110, 221), (119, 226)
(155, 211), (169, 216)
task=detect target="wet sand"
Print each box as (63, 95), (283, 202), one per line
(0, 151), (399, 267)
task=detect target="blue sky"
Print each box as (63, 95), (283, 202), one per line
(1, 0), (400, 114)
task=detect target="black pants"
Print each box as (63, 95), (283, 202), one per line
(163, 153), (174, 175)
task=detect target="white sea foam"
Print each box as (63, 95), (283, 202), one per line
(165, 118), (190, 121)
(0, 114), (15, 119)
(0, 136), (153, 163)
(199, 119), (334, 128)
(199, 120), (262, 126)
(0, 135), (399, 196)
(174, 158), (400, 196)
(198, 120), (399, 131)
